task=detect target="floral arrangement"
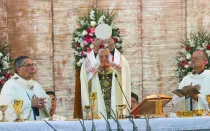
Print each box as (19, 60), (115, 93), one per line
(72, 8), (123, 69)
(176, 30), (210, 81)
(0, 42), (12, 89)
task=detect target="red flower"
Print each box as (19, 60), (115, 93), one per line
(85, 35), (91, 43)
(181, 61), (186, 67)
(185, 46), (190, 51)
(206, 45), (210, 50)
(4, 73), (10, 79)
(100, 44), (104, 49)
(76, 43), (81, 47)
(113, 38), (118, 42)
(86, 28), (91, 34)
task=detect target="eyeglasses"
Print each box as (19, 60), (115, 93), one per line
(51, 98), (57, 101)
(21, 63), (36, 68)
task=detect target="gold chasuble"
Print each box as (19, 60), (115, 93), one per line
(98, 69), (113, 118)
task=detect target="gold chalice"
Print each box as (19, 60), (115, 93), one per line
(0, 105), (8, 122)
(116, 104), (126, 119)
(193, 109), (206, 116)
(84, 105), (91, 120)
(13, 100), (24, 122)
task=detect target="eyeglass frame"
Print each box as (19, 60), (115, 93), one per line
(20, 63), (37, 68)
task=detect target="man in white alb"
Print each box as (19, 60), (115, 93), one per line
(173, 50), (210, 111)
(80, 38), (131, 119)
(0, 56), (51, 121)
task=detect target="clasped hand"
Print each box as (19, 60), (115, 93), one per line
(31, 98), (46, 109)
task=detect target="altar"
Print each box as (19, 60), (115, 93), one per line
(1, 117), (210, 131)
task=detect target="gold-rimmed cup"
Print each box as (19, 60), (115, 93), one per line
(84, 105), (91, 120)
(116, 104), (126, 119)
(0, 105), (8, 122)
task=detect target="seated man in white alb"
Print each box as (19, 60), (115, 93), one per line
(0, 56), (51, 121)
(173, 50), (210, 112)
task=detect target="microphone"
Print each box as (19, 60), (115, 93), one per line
(114, 74), (131, 110)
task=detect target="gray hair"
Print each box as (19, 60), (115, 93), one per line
(14, 56), (30, 73)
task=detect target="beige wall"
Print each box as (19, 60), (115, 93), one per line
(0, 0), (210, 118)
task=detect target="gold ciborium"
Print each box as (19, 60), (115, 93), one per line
(90, 92), (100, 119)
(84, 105), (91, 120)
(13, 100), (24, 122)
(193, 109), (206, 116)
(116, 104), (126, 119)
(0, 105), (8, 122)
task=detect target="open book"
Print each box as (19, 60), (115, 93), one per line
(173, 87), (200, 98)
(131, 94), (172, 116)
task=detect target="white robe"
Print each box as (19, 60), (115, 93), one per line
(80, 49), (131, 119)
(173, 70), (210, 111)
(0, 73), (51, 121)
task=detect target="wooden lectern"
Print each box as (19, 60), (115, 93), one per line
(131, 94), (172, 117)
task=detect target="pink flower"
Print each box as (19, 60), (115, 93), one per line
(90, 27), (95, 33)
(4, 73), (10, 79)
(87, 47), (92, 53)
(185, 46), (190, 51)
(188, 61), (191, 66)
(91, 38), (96, 43)
(206, 45), (210, 50)
(81, 51), (86, 56)
(0, 80), (5, 85)
(181, 61), (186, 67)
(83, 40), (88, 45)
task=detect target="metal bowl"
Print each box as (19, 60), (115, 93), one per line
(193, 109), (206, 116)
(176, 111), (193, 117)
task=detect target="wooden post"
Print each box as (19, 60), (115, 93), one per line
(73, 68), (82, 118)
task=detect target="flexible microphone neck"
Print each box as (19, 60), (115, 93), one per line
(114, 74), (131, 110)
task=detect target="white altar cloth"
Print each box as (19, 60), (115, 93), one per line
(0, 117), (210, 131)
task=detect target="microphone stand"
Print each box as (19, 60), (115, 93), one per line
(114, 74), (131, 110)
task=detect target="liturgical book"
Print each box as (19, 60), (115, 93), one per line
(131, 94), (172, 116)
